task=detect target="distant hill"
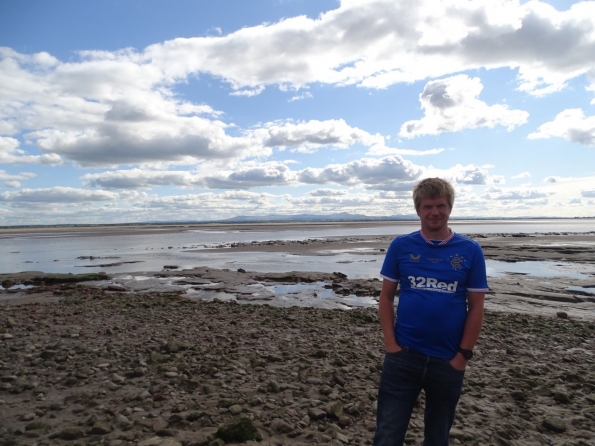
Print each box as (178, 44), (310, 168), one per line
(222, 212), (417, 223)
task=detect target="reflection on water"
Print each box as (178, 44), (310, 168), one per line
(566, 286), (595, 295)
(485, 259), (591, 278)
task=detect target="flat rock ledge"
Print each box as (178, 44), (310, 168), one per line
(1, 288), (594, 445)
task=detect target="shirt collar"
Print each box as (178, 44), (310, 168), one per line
(420, 228), (454, 245)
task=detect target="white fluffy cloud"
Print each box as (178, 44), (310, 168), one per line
(399, 76), (529, 137)
(297, 156), (424, 190)
(511, 172), (531, 179)
(80, 157), (511, 193)
(528, 109), (595, 146)
(0, 187), (120, 203)
(254, 119), (383, 151)
(2, 1), (594, 169)
(366, 145), (445, 157)
(0, 136), (62, 165)
(142, 0), (595, 94)
(0, 169), (36, 181)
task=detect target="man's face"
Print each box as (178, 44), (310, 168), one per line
(416, 196), (452, 234)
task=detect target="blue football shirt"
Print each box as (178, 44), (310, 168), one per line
(380, 230), (489, 359)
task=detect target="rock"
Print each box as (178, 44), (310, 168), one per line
(326, 401), (343, 418)
(149, 351), (169, 364)
(153, 418), (169, 432)
(308, 408), (326, 420)
(228, 404), (243, 415)
(556, 311), (568, 319)
(25, 421), (47, 431)
(112, 373), (126, 382)
(270, 418), (294, 434)
(55, 426), (83, 440)
(138, 437), (183, 446)
(164, 339), (188, 353)
(267, 380), (280, 393)
(216, 417), (261, 443)
(107, 284), (126, 291)
(542, 417), (566, 433)
(553, 392), (572, 404)
(89, 422), (111, 435)
(115, 413), (132, 428)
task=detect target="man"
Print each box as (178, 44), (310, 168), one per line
(373, 178), (488, 446)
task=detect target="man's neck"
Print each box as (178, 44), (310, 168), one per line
(421, 227), (452, 241)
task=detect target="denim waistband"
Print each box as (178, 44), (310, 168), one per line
(396, 341), (451, 361)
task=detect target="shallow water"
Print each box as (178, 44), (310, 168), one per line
(2, 219), (594, 276)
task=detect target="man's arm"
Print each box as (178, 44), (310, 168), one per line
(450, 291), (485, 369)
(379, 279), (400, 353)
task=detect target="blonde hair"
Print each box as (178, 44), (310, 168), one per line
(413, 178), (455, 210)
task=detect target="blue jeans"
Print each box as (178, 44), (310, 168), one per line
(373, 347), (465, 446)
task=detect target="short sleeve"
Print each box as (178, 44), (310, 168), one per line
(466, 242), (489, 292)
(380, 238), (400, 283)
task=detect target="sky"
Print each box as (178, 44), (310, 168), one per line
(1, 0), (595, 225)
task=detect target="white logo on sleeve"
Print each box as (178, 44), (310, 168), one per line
(407, 276), (458, 293)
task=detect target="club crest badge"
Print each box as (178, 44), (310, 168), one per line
(448, 254), (464, 270)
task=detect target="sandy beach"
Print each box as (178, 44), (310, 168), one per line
(1, 229), (595, 445)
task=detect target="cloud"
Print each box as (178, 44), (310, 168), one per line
(366, 144), (445, 157)
(423, 164), (505, 186)
(298, 156), (424, 190)
(544, 176), (560, 183)
(230, 86), (265, 97)
(0, 136), (62, 165)
(307, 189), (349, 197)
(0, 187), (119, 204)
(0, 169), (36, 181)
(512, 172), (531, 179)
(81, 157), (510, 194)
(399, 75), (529, 137)
(4, 181), (21, 188)
(3, 1), (594, 169)
(140, 1), (595, 95)
(256, 119), (383, 151)
(582, 189), (595, 197)
(201, 162), (297, 189)
(28, 116), (264, 168)
(484, 188), (553, 200)
(288, 91), (313, 102)
(82, 169), (201, 189)
(528, 109), (595, 146)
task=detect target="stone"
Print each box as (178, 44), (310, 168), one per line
(138, 437), (183, 446)
(308, 407), (326, 420)
(270, 418), (293, 434)
(228, 404), (243, 415)
(216, 417), (261, 443)
(542, 417), (566, 433)
(89, 422), (111, 435)
(56, 426), (83, 440)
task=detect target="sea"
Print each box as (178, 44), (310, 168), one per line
(0, 219), (593, 277)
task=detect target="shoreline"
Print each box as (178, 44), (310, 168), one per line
(2, 231), (595, 319)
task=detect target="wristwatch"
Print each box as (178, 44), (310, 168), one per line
(458, 348), (473, 360)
